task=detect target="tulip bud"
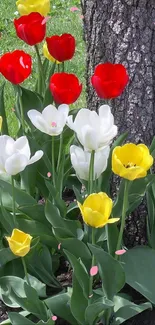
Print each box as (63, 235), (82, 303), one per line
(6, 229), (32, 257)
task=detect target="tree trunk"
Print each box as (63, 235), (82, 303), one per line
(81, 0), (155, 247)
(81, 0), (155, 144)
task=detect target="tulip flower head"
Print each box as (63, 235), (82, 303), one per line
(70, 145), (110, 181)
(112, 143), (153, 181)
(91, 62), (129, 99)
(0, 135), (43, 175)
(16, 0), (50, 16)
(0, 50), (32, 84)
(14, 12), (46, 46)
(28, 104), (69, 136)
(67, 105), (117, 151)
(43, 42), (60, 64)
(78, 192), (119, 228)
(50, 73), (82, 105)
(46, 33), (75, 62)
(6, 229), (32, 257)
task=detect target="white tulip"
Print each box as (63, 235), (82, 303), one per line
(27, 104), (69, 136)
(0, 136), (43, 176)
(67, 105), (117, 151)
(70, 145), (110, 181)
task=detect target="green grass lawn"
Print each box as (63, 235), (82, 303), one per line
(0, 0), (86, 135)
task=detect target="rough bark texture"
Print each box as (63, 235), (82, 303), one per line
(81, 0), (155, 247)
(81, 0), (155, 145)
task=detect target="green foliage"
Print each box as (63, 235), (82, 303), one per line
(122, 246), (155, 304)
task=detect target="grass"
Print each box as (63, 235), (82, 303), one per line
(0, 0), (86, 135)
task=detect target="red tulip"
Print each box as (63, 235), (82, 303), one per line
(50, 73), (82, 104)
(14, 12), (46, 46)
(91, 62), (129, 99)
(46, 33), (75, 62)
(0, 50), (32, 84)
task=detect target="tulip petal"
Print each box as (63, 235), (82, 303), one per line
(81, 125), (98, 151)
(42, 104), (58, 122)
(107, 218), (120, 224)
(90, 266), (98, 276)
(58, 104), (69, 119)
(0, 135), (15, 158)
(15, 245), (31, 257)
(28, 109), (49, 134)
(83, 208), (106, 228)
(67, 115), (74, 130)
(14, 136), (30, 160)
(5, 153), (28, 175)
(28, 150), (43, 165)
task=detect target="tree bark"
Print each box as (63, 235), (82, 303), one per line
(81, 0), (155, 247)
(81, 0), (155, 144)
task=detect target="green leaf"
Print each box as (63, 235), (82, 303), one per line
(101, 132), (128, 193)
(23, 283), (48, 321)
(25, 274), (46, 298)
(113, 175), (155, 218)
(0, 179), (36, 207)
(0, 203), (17, 233)
(18, 204), (48, 224)
(113, 302), (152, 324)
(106, 224), (119, 258)
(15, 86), (43, 125)
(1, 311), (30, 324)
(122, 246), (155, 304)
(0, 274), (47, 309)
(8, 313), (34, 325)
(26, 245), (60, 288)
(64, 250), (89, 299)
(66, 202), (79, 220)
(43, 62), (56, 107)
(18, 219), (54, 241)
(45, 291), (78, 325)
(0, 276), (26, 308)
(73, 185), (84, 204)
(45, 200), (82, 239)
(71, 274), (88, 325)
(45, 182), (67, 217)
(150, 136), (155, 153)
(0, 248), (18, 267)
(88, 244), (125, 300)
(0, 83), (9, 135)
(85, 297), (114, 325)
(61, 238), (91, 270)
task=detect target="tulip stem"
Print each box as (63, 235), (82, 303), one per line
(18, 94), (25, 134)
(115, 180), (130, 260)
(21, 257), (31, 286)
(34, 45), (45, 95)
(57, 133), (63, 173)
(89, 227), (95, 302)
(52, 136), (56, 187)
(88, 150), (95, 194)
(11, 176), (17, 226)
(16, 86), (25, 134)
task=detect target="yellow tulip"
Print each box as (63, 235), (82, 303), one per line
(16, 0), (50, 16)
(43, 42), (60, 64)
(6, 229), (32, 257)
(0, 116), (2, 131)
(112, 143), (153, 181)
(78, 192), (119, 228)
